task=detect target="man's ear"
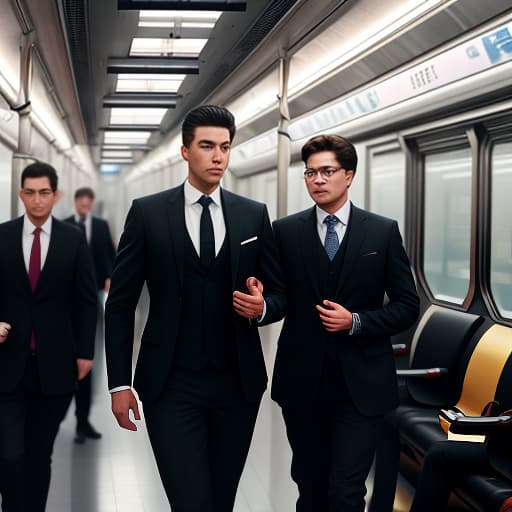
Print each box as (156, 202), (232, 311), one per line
(181, 145), (189, 162)
(54, 190), (63, 203)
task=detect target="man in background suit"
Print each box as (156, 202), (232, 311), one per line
(64, 187), (116, 443)
(105, 105), (285, 512)
(271, 135), (419, 512)
(0, 162), (97, 512)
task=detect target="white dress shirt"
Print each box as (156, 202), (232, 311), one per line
(22, 215), (52, 273)
(184, 179), (226, 257)
(74, 212), (92, 243)
(315, 200), (350, 246)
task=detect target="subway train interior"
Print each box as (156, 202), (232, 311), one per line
(1, 0), (512, 510)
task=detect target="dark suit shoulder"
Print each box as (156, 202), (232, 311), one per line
(63, 215), (75, 223)
(0, 216), (23, 233)
(350, 204), (397, 228)
(134, 187), (179, 208)
(273, 207), (313, 229)
(220, 188), (266, 212)
(52, 217), (83, 238)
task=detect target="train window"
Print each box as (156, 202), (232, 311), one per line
(490, 141), (512, 319)
(423, 147), (472, 304)
(368, 148), (405, 237)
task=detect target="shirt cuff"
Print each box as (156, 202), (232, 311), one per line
(257, 299), (267, 323)
(109, 385), (131, 393)
(349, 313), (361, 335)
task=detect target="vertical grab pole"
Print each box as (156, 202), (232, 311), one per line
(11, 32), (35, 218)
(276, 52), (291, 220)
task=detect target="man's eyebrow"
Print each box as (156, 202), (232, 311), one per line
(198, 139), (230, 145)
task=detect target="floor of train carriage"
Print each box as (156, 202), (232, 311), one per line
(45, 323), (417, 512)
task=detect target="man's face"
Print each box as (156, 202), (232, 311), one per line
(75, 195), (94, 217)
(19, 177), (60, 225)
(181, 126), (231, 194)
(304, 151), (354, 213)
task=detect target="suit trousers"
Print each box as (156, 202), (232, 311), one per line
(409, 440), (488, 512)
(143, 365), (261, 512)
(281, 355), (384, 512)
(0, 355), (73, 512)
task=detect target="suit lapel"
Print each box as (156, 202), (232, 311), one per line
(166, 185), (186, 290)
(300, 207), (323, 300)
(336, 204), (367, 296)
(10, 217), (32, 294)
(220, 189), (240, 287)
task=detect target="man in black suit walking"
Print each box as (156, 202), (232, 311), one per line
(0, 162), (97, 512)
(105, 105), (285, 512)
(271, 135), (420, 512)
(64, 187), (116, 443)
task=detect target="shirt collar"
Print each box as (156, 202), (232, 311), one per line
(23, 214), (53, 236)
(184, 179), (221, 207)
(74, 212), (91, 223)
(316, 200), (351, 227)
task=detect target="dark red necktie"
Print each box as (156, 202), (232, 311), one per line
(28, 227), (41, 350)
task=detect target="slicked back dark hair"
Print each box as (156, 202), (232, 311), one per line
(21, 162), (58, 191)
(301, 134), (358, 175)
(74, 187), (95, 200)
(181, 105), (236, 147)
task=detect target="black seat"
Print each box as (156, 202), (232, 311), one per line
(369, 306), (484, 512)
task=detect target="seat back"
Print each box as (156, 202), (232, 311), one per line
(455, 324), (512, 417)
(407, 305), (484, 406)
(484, 327), (512, 481)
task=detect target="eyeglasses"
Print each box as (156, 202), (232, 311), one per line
(303, 167), (344, 180)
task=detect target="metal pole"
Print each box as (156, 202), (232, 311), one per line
(276, 53), (291, 219)
(11, 32), (35, 219)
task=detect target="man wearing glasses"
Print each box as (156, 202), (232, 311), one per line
(0, 162), (97, 511)
(271, 134), (419, 512)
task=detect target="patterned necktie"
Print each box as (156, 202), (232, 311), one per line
(198, 195), (215, 266)
(28, 227), (41, 351)
(324, 215), (340, 260)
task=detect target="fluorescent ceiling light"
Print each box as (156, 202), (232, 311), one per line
(103, 131), (152, 144)
(110, 108), (167, 125)
(139, 10), (221, 20)
(139, 20), (175, 28)
(182, 22), (216, 29)
(102, 150), (134, 158)
(130, 38), (208, 57)
(116, 74), (185, 93)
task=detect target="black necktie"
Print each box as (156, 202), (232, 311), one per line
(198, 195), (215, 266)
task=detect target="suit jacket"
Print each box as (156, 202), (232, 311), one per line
(271, 204), (419, 416)
(64, 215), (116, 289)
(105, 184), (286, 403)
(0, 217), (97, 395)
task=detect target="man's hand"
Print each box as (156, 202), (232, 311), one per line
(77, 358), (93, 380)
(0, 322), (11, 343)
(233, 277), (264, 319)
(111, 389), (141, 431)
(316, 300), (353, 332)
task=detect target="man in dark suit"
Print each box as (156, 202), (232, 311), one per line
(64, 187), (116, 443)
(105, 105), (285, 512)
(271, 134), (420, 512)
(0, 162), (97, 512)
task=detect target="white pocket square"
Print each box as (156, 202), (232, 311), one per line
(240, 236), (258, 246)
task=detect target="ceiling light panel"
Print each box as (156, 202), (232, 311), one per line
(102, 151), (134, 158)
(139, 10), (221, 20)
(116, 74), (186, 93)
(110, 107), (167, 125)
(130, 38), (208, 57)
(103, 131), (152, 144)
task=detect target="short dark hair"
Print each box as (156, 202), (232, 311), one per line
(181, 105), (236, 147)
(74, 187), (95, 200)
(301, 134), (358, 175)
(21, 162), (58, 191)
